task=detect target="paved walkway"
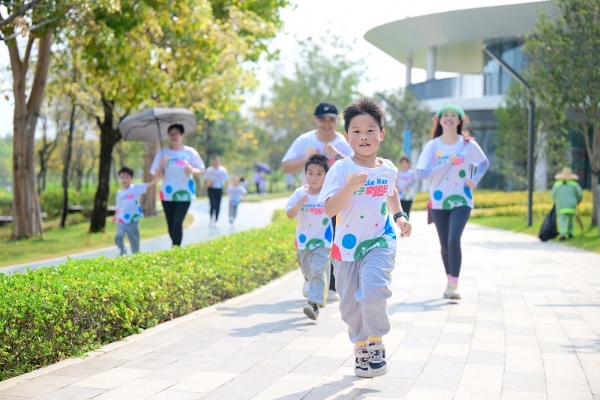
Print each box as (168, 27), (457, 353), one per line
(1, 210), (599, 399)
(1, 197), (289, 274)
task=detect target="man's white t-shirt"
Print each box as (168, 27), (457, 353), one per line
(285, 185), (333, 250)
(150, 146), (205, 202)
(115, 183), (147, 224)
(416, 138), (487, 210)
(318, 158), (398, 262)
(204, 166), (229, 189)
(281, 130), (354, 168)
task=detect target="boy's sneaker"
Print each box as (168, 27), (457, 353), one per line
(119, 249), (127, 256)
(328, 289), (340, 301)
(367, 342), (389, 377)
(303, 302), (319, 320)
(443, 283), (461, 300)
(354, 344), (371, 378)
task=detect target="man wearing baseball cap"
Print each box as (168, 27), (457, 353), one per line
(281, 101), (354, 302)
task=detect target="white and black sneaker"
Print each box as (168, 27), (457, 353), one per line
(354, 344), (371, 378)
(368, 342), (389, 377)
(303, 302), (319, 320)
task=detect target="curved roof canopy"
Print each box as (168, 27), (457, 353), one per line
(364, 1), (556, 73)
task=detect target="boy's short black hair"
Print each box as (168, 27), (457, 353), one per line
(168, 123), (185, 134)
(305, 154), (330, 174)
(118, 167), (134, 177)
(343, 98), (385, 133)
(399, 155), (411, 164)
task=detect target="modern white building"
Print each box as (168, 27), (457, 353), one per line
(365, 1), (591, 190)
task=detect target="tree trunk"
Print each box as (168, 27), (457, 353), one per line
(61, 92), (77, 228)
(141, 141), (159, 217)
(89, 96), (121, 233)
(9, 33), (53, 240)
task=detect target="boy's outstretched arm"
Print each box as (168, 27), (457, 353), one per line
(388, 189), (411, 237)
(147, 169), (162, 186)
(324, 172), (367, 217)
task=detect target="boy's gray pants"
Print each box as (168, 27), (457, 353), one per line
(298, 247), (330, 306)
(229, 203), (239, 221)
(333, 247), (395, 343)
(115, 221), (140, 254)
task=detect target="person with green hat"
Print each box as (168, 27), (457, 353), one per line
(551, 167), (583, 240)
(415, 104), (489, 300)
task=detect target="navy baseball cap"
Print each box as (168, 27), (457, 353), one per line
(314, 101), (338, 118)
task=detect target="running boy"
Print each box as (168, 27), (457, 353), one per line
(285, 154), (332, 321)
(319, 98), (411, 378)
(113, 167), (161, 255)
(227, 176), (247, 225)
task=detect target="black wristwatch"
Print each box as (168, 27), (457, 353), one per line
(334, 153), (343, 160)
(393, 212), (408, 222)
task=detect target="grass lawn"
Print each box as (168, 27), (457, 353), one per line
(470, 215), (600, 254)
(0, 214), (192, 268)
(244, 191), (293, 203)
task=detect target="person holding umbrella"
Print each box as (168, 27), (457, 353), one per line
(150, 123), (205, 247)
(281, 101), (354, 302)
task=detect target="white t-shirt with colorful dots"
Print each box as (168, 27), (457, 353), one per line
(150, 146), (205, 202)
(204, 166), (229, 189)
(318, 157), (398, 262)
(416, 137), (487, 210)
(395, 168), (417, 201)
(281, 130), (354, 167)
(285, 185), (333, 250)
(115, 183), (147, 224)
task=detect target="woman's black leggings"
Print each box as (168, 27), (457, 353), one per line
(400, 200), (413, 219)
(207, 188), (223, 220)
(429, 206), (471, 278)
(162, 201), (191, 247)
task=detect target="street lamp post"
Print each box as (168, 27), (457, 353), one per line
(483, 44), (535, 227)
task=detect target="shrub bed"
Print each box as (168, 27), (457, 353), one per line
(0, 210), (296, 381)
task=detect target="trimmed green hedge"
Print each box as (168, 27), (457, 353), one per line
(0, 210), (296, 381)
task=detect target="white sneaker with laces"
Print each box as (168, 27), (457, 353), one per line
(367, 342), (389, 377)
(354, 345), (371, 378)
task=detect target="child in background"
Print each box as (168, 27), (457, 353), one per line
(319, 98), (411, 378)
(395, 156), (418, 219)
(113, 167), (160, 255)
(227, 176), (247, 225)
(286, 154), (332, 321)
(551, 167), (583, 240)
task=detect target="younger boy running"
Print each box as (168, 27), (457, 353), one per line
(227, 176), (247, 225)
(113, 167), (160, 255)
(286, 154), (332, 321)
(319, 98), (411, 378)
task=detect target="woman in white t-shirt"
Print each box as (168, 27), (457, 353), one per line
(204, 155), (229, 226)
(150, 123), (205, 247)
(416, 105), (489, 300)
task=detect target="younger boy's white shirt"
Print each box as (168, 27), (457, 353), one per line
(285, 185), (333, 250)
(395, 168), (417, 201)
(116, 183), (148, 224)
(318, 157), (398, 262)
(227, 184), (247, 205)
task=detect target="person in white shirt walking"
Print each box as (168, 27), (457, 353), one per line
(204, 155), (229, 226)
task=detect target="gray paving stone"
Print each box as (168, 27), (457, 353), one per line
(502, 371), (546, 393)
(50, 357), (128, 378)
(36, 386), (107, 400)
(0, 375), (81, 398)
(290, 356), (345, 376)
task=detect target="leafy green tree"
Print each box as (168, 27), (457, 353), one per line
(1, 1), (75, 239)
(255, 36), (366, 170)
(377, 88), (432, 163)
(54, 0), (288, 232)
(495, 82), (570, 189)
(523, 0), (600, 228)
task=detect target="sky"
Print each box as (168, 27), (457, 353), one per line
(0, 0), (542, 137)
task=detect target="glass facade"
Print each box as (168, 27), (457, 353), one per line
(483, 40), (527, 96)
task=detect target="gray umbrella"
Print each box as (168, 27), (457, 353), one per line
(119, 108), (197, 142)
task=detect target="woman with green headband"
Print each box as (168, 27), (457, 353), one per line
(415, 104), (489, 300)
